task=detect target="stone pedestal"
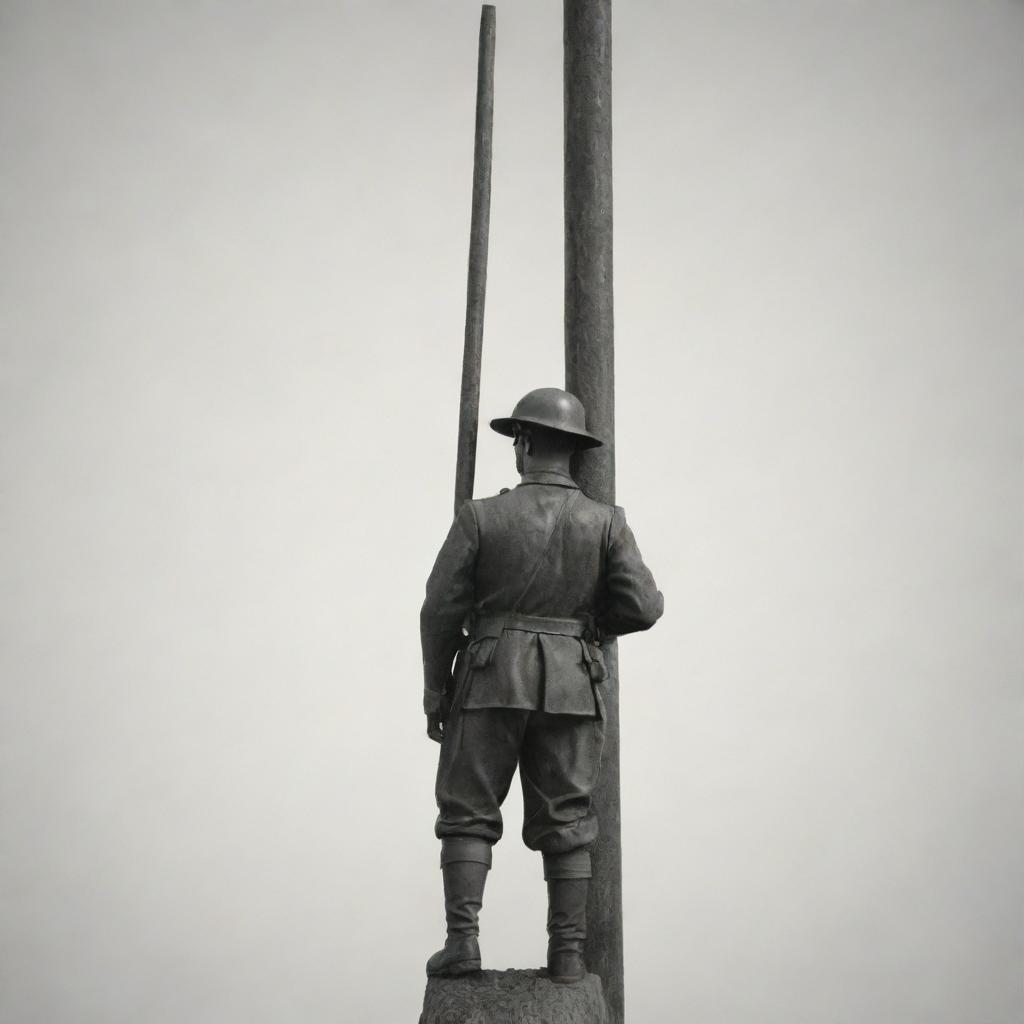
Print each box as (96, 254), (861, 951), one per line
(420, 969), (609, 1024)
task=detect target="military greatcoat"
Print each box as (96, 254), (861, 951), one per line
(421, 468), (663, 854)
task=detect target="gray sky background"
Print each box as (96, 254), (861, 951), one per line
(2, 2), (1022, 1022)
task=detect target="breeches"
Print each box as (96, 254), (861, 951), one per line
(434, 706), (605, 853)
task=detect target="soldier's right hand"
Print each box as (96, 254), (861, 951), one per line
(426, 712), (444, 744)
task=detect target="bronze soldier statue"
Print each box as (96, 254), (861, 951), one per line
(421, 387), (663, 984)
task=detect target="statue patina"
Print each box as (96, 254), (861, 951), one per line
(421, 387), (663, 984)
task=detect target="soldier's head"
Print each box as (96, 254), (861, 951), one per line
(489, 387), (602, 475)
(510, 423), (577, 474)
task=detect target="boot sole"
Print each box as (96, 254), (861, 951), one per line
(426, 959), (481, 978)
(548, 971), (586, 984)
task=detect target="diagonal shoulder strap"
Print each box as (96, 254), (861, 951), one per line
(510, 489), (580, 613)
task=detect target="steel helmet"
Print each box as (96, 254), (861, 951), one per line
(489, 387), (603, 449)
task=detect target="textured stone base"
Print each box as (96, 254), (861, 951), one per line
(419, 968), (609, 1024)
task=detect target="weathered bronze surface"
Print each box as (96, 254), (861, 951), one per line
(421, 389), (662, 990)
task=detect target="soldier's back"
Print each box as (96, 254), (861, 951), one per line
(472, 481), (612, 621)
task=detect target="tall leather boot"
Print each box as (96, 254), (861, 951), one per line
(426, 838), (492, 977)
(543, 850), (591, 984)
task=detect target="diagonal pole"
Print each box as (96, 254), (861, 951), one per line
(454, 5), (496, 516)
(563, 1), (622, 1021)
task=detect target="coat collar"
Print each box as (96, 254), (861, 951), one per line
(517, 469), (579, 489)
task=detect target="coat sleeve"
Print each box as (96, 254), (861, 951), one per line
(597, 506), (664, 637)
(420, 501), (479, 707)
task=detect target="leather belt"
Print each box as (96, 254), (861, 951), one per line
(472, 612), (589, 639)
(467, 612), (606, 682)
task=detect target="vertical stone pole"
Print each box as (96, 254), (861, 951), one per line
(454, 5), (496, 517)
(563, 2), (621, 1023)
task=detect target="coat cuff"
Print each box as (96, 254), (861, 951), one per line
(423, 688), (443, 715)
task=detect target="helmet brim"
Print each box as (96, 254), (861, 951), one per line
(489, 416), (603, 449)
